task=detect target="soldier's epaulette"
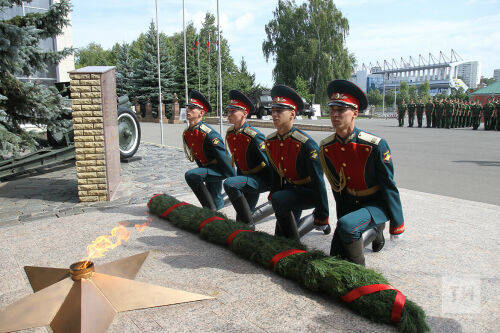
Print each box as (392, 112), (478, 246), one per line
(199, 124), (212, 134)
(357, 131), (381, 145)
(320, 133), (335, 147)
(291, 130), (308, 143)
(227, 125), (235, 133)
(266, 131), (277, 140)
(243, 126), (257, 138)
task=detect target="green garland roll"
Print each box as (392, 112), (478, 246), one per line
(148, 193), (428, 333)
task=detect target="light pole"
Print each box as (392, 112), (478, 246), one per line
(155, 0), (164, 145)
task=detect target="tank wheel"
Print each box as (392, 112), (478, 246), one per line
(118, 107), (141, 159)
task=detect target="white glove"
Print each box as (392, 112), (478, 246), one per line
(390, 234), (404, 241)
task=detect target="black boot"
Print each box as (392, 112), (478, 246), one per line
(231, 195), (255, 230)
(361, 228), (377, 248)
(252, 201), (274, 223)
(190, 183), (216, 211)
(297, 214), (315, 237)
(329, 227), (346, 258)
(372, 223), (385, 252)
(275, 212), (300, 240)
(344, 239), (365, 266)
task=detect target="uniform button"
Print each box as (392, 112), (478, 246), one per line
(280, 143), (284, 147)
(233, 148), (236, 152)
(296, 144), (299, 148)
(284, 168), (287, 172)
(233, 137), (236, 140)
(281, 157), (284, 160)
(247, 139), (250, 142)
(267, 143), (270, 146)
(355, 200), (359, 204)
(325, 148), (328, 152)
(236, 159), (239, 162)
(341, 147), (345, 151)
(365, 148), (370, 152)
(342, 163), (347, 167)
(347, 176), (351, 180)
(191, 144), (194, 147)
(191, 133), (193, 136)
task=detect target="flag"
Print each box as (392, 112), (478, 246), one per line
(192, 36), (199, 50)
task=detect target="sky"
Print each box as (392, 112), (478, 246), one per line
(71, 0), (500, 87)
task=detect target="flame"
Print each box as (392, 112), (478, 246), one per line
(81, 224), (131, 267)
(135, 214), (153, 233)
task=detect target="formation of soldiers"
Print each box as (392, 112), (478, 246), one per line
(398, 97), (500, 131)
(182, 80), (405, 267)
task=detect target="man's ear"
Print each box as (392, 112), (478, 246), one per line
(290, 110), (296, 119)
(353, 108), (359, 118)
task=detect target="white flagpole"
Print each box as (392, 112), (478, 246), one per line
(217, 0), (223, 134)
(183, 0), (188, 105)
(208, 33), (211, 105)
(197, 36), (200, 91)
(155, 0), (164, 145)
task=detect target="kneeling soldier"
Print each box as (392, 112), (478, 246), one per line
(223, 90), (272, 227)
(320, 80), (405, 266)
(265, 85), (329, 240)
(183, 90), (235, 210)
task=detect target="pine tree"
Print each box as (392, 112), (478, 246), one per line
(115, 43), (134, 98)
(0, 0), (73, 158)
(132, 20), (176, 118)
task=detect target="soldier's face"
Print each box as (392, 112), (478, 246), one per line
(271, 107), (295, 128)
(329, 105), (358, 129)
(186, 106), (204, 122)
(227, 108), (247, 124)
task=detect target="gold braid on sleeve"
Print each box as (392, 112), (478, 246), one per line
(320, 146), (346, 192)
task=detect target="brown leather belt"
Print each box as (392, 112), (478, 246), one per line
(201, 159), (217, 166)
(242, 162), (266, 175)
(346, 185), (380, 197)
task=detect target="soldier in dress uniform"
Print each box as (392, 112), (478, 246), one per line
(482, 98), (494, 130)
(492, 97), (499, 131)
(407, 98), (416, 127)
(435, 98), (444, 128)
(444, 98), (454, 129)
(416, 98), (425, 128)
(223, 90), (272, 227)
(425, 98), (434, 128)
(398, 100), (407, 127)
(319, 80), (404, 266)
(183, 90), (235, 210)
(471, 100), (482, 130)
(265, 85), (330, 240)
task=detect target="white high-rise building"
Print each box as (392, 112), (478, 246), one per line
(493, 69), (500, 82)
(456, 61), (481, 89)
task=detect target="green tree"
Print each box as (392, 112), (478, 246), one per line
(0, 0), (73, 158)
(408, 85), (418, 101)
(115, 43), (134, 98)
(385, 89), (395, 107)
(263, 0), (352, 107)
(418, 80), (430, 101)
(480, 77), (497, 86)
(396, 81), (409, 105)
(75, 42), (115, 68)
(294, 76), (313, 103)
(367, 89), (383, 107)
(132, 20), (176, 118)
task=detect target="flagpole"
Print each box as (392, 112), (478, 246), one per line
(208, 33), (211, 105)
(217, 0), (223, 134)
(155, 0), (164, 145)
(183, 0), (188, 105)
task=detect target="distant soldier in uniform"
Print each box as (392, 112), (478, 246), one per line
(407, 98), (416, 127)
(444, 98), (454, 129)
(482, 98), (494, 130)
(265, 85), (330, 240)
(398, 99), (407, 127)
(492, 97), (500, 131)
(425, 98), (434, 128)
(465, 101), (472, 127)
(435, 98), (444, 128)
(320, 80), (405, 266)
(223, 90), (272, 227)
(183, 90), (235, 210)
(416, 98), (425, 128)
(471, 100), (482, 130)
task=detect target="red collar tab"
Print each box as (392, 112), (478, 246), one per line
(329, 92), (359, 109)
(189, 98), (207, 112)
(228, 99), (249, 112)
(273, 96), (297, 110)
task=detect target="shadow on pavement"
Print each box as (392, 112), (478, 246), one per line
(453, 160), (500, 167)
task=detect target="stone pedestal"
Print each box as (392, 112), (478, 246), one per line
(69, 66), (120, 202)
(138, 101), (169, 124)
(169, 93), (184, 124)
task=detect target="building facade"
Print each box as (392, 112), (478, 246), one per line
(493, 69), (500, 82)
(456, 61), (481, 89)
(0, 0), (74, 84)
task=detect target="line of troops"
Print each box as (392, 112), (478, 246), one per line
(397, 97), (500, 130)
(182, 80), (404, 267)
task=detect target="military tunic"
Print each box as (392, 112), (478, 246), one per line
(482, 102), (494, 130)
(407, 102), (416, 127)
(265, 126), (329, 222)
(435, 101), (444, 128)
(320, 127), (404, 243)
(444, 101), (454, 129)
(398, 103), (407, 127)
(416, 102), (425, 127)
(425, 101), (434, 128)
(183, 121), (235, 209)
(223, 123), (272, 210)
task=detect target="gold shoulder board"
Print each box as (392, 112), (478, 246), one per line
(266, 131), (277, 140)
(320, 133), (335, 147)
(243, 126), (257, 138)
(358, 131), (381, 145)
(292, 130), (309, 143)
(200, 124), (212, 134)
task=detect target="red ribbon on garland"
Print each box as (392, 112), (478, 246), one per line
(226, 230), (254, 245)
(159, 202), (191, 218)
(148, 193), (162, 208)
(270, 249), (307, 267)
(341, 284), (406, 323)
(198, 216), (224, 231)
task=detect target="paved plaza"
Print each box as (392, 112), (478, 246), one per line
(0, 124), (499, 332)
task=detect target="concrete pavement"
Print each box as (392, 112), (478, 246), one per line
(0, 142), (498, 332)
